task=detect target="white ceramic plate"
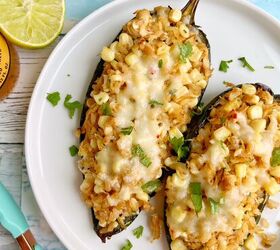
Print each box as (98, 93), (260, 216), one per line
(25, 0), (280, 249)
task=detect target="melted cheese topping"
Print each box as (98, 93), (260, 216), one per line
(166, 86), (280, 249)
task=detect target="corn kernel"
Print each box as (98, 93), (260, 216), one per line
(235, 163), (247, 180)
(189, 46), (203, 63)
(171, 206), (186, 223)
(247, 105), (263, 120)
(175, 87), (189, 98)
(224, 99), (242, 112)
(250, 119), (266, 133)
(190, 68), (203, 82)
(270, 166), (280, 178)
(179, 59), (192, 73)
(93, 91), (109, 105)
(98, 116), (109, 129)
(264, 178), (280, 195)
(136, 190), (149, 202)
(101, 47), (115, 62)
(119, 33), (133, 48)
(110, 41), (118, 51)
(157, 44), (170, 55)
(110, 74), (122, 82)
(164, 156), (177, 167)
(244, 235), (258, 250)
(125, 53), (139, 66)
(213, 126), (231, 141)
(197, 79), (207, 88)
(179, 23), (190, 38)
(136, 9), (151, 21)
(242, 84), (256, 96)
(171, 173), (187, 187)
(171, 238), (187, 250)
(235, 212), (244, 229)
(169, 127), (183, 139)
(104, 126), (113, 136)
(170, 44), (180, 58)
(169, 9), (182, 22)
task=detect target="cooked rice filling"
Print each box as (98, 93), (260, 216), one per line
(78, 6), (211, 234)
(166, 85), (280, 250)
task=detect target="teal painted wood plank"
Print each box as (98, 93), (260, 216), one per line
(0, 145), (23, 250)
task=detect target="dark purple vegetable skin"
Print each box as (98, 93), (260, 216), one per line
(164, 83), (274, 249)
(79, 0), (210, 243)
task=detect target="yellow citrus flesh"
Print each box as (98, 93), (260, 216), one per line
(0, 0), (65, 49)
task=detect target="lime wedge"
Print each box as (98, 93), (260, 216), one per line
(0, 0), (65, 49)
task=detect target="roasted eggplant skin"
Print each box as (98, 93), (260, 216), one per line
(164, 83), (274, 249)
(79, 0), (211, 243)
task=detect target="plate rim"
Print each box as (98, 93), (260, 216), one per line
(25, 0), (280, 249)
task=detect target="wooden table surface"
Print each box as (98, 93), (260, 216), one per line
(0, 36), (66, 250)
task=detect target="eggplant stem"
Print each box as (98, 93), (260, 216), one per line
(182, 0), (200, 25)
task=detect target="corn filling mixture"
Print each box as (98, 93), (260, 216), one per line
(78, 7), (211, 234)
(166, 85), (280, 250)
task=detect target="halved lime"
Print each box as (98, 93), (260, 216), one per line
(0, 0), (65, 49)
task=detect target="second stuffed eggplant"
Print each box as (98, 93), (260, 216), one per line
(165, 84), (280, 250)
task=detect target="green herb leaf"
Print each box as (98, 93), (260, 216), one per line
(271, 147), (280, 167)
(238, 57), (255, 72)
(141, 179), (161, 194)
(220, 117), (226, 125)
(191, 102), (205, 116)
(264, 65), (274, 69)
(158, 59), (163, 68)
(149, 99), (163, 108)
(47, 92), (61, 107)
(121, 240), (133, 250)
(133, 226), (144, 239)
(101, 102), (112, 116)
(132, 144), (152, 167)
(170, 136), (188, 161)
(64, 94), (83, 118)
(121, 126), (133, 135)
(190, 182), (202, 213)
(69, 145), (78, 157)
(179, 42), (193, 63)
(209, 198), (219, 214)
(177, 146), (189, 161)
(219, 60), (233, 73)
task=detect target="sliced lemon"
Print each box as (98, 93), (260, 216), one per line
(0, 0), (65, 49)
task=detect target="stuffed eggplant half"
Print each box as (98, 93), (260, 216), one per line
(165, 84), (280, 250)
(78, 0), (211, 242)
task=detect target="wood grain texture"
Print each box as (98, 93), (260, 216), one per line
(0, 38), (62, 144)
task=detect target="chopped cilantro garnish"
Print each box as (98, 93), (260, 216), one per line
(47, 92), (61, 107)
(190, 182), (202, 213)
(271, 147), (280, 167)
(141, 179), (161, 194)
(149, 99), (163, 108)
(133, 226), (144, 239)
(101, 102), (112, 116)
(132, 144), (152, 167)
(64, 94), (83, 118)
(220, 117), (226, 125)
(209, 198), (219, 214)
(264, 65), (274, 69)
(121, 126), (133, 135)
(219, 60), (233, 73)
(238, 57), (255, 72)
(158, 59), (163, 68)
(179, 42), (193, 63)
(121, 240), (133, 250)
(170, 136), (188, 161)
(69, 145), (79, 157)
(191, 102), (204, 116)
